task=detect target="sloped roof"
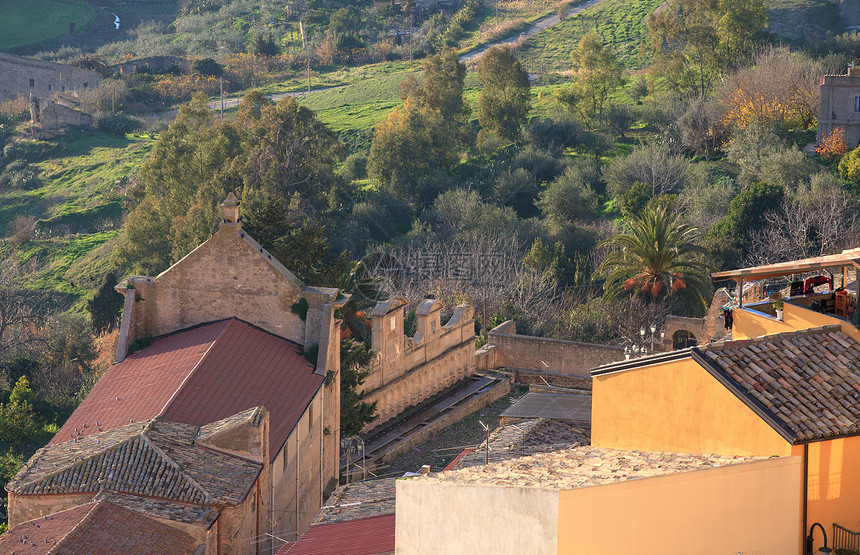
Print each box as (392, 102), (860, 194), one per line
(593, 325), (860, 444)
(94, 491), (218, 528)
(276, 514), (396, 555)
(0, 500), (198, 554)
(8, 419), (260, 504)
(698, 326), (860, 442)
(53, 318), (323, 461)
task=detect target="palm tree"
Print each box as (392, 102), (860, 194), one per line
(598, 206), (714, 316)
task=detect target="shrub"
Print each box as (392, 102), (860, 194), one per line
(192, 58), (223, 77)
(8, 215), (37, 244)
(341, 152), (368, 181)
(818, 127), (849, 161)
(97, 112), (142, 136)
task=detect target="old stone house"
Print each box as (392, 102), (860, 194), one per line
(818, 67), (860, 147)
(0, 52), (101, 103)
(6, 194), (344, 552)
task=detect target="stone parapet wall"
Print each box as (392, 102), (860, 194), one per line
(486, 321), (625, 377)
(363, 299), (477, 431)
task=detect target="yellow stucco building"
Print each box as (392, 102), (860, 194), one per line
(593, 250), (860, 552)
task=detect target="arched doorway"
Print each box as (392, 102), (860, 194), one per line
(673, 330), (697, 349)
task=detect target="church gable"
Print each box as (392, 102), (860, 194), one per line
(118, 194), (318, 350)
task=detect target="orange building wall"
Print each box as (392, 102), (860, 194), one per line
(556, 456), (803, 555)
(795, 436), (860, 533)
(592, 358), (792, 457)
(733, 304), (860, 343)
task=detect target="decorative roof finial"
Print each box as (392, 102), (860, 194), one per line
(220, 192), (240, 226)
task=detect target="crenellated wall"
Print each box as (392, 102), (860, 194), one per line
(362, 298), (477, 432)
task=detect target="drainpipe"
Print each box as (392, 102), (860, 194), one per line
(803, 443), (809, 555)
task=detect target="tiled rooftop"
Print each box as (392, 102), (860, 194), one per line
(314, 479), (396, 525)
(0, 500), (198, 554)
(700, 325), (860, 442)
(276, 514), (395, 555)
(8, 418), (261, 505)
(54, 318), (322, 462)
(447, 418), (589, 471)
(425, 447), (765, 489)
(94, 491), (219, 528)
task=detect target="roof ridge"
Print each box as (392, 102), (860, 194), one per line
(140, 433), (217, 504)
(49, 499), (104, 554)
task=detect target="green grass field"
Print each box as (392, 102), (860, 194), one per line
(297, 62), (424, 150)
(2, 129), (154, 302)
(0, 0), (97, 50)
(517, 0), (662, 73)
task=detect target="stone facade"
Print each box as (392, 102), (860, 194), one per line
(0, 52), (101, 103)
(112, 195), (342, 548)
(362, 298), (477, 431)
(818, 68), (860, 147)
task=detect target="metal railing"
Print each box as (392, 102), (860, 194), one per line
(834, 523), (860, 553)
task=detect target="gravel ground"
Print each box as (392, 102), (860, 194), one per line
(380, 387), (528, 477)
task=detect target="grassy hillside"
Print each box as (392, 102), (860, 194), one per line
(2, 129), (154, 304)
(0, 0), (97, 50)
(517, 0), (662, 72)
(768, 0), (843, 43)
(297, 62), (423, 151)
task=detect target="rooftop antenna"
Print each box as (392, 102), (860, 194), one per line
(479, 420), (490, 465)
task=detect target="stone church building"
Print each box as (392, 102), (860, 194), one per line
(5, 194), (344, 553)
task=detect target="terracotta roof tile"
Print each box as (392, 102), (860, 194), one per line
(93, 492), (218, 528)
(0, 502), (94, 554)
(699, 325), (860, 442)
(0, 500), (198, 555)
(276, 514), (395, 555)
(8, 419), (260, 505)
(55, 500), (197, 554)
(53, 319), (323, 461)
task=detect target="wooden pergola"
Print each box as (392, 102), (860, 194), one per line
(711, 248), (860, 308)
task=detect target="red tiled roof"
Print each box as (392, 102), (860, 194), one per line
(0, 502), (94, 554)
(276, 514), (396, 555)
(54, 319), (322, 461)
(53, 321), (227, 445)
(0, 500), (198, 554)
(54, 500), (197, 554)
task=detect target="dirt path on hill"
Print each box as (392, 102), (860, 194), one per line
(459, 0), (607, 64)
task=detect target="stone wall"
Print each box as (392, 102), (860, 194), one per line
(7, 492), (95, 526)
(0, 53), (101, 103)
(362, 299), (477, 432)
(485, 321), (625, 377)
(40, 102), (93, 129)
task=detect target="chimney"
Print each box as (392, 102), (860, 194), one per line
(220, 192), (240, 227)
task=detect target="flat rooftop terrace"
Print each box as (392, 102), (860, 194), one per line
(423, 447), (766, 489)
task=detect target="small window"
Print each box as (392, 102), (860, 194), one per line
(28, 78), (34, 87)
(61, 85), (65, 92)
(48, 84), (52, 91)
(855, 96), (860, 112)
(83, 82), (88, 88)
